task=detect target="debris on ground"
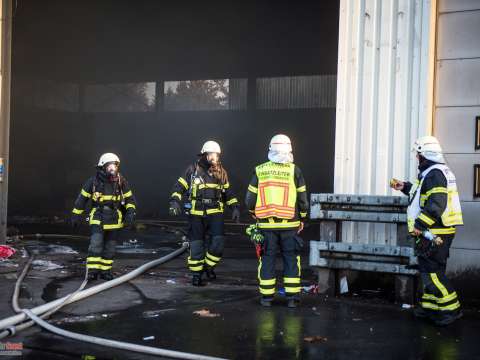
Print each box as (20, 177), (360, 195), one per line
(31, 259), (63, 271)
(166, 279), (176, 284)
(340, 276), (349, 294)
(143, 336), (155, 341)
(193, 309), (220, 318)
(0, 245), (16, 259)
(302, 284), (319, 294)
(134, 223), (147, 231)
(361, 289), (383, 296)
(143, 309), (176, 318)
(304, 335), (328, 343)
(45, 245), (78, 255)
(0, 259), (18, 268)
(52, 314), (103, 325)
(27, 244), (78, 255)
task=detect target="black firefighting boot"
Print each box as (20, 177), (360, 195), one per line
(192, 273), (204, 287)
(88, 269), (99, 281)
(100, 270), (114, 281)
(413, 306), (430, 319)
(260, 297), (273, 307)
(204, 266), (217, 280)
(434, 309), (463, 326)
(287, 297), (300, 308)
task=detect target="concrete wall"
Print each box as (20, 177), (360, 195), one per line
(435, 0), (480, 272)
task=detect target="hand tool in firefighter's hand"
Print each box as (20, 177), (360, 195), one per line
(433, 236), (443, 246)
(246, 224), (264, 258)
(415, 231), (443, 257)
(389, 178), (404, 190)
(422, 230), (443, 245)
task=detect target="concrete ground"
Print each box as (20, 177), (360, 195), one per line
(1, 222), (479, 360)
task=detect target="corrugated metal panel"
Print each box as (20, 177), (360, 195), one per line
(334, 0), (435, 245)
(228, 79), (248, 110)
(256, 75), (337, 110)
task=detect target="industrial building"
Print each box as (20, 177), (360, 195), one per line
(0, 0), (479, 358)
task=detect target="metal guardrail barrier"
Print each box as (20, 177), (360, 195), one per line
(309, 193), (417, 301)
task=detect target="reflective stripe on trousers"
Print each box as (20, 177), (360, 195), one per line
(420, 272), (461, 312)
(257, 230), (301, 298)
(86, 256), (114, 271)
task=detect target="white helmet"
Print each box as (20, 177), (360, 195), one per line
(98, 153), (120, 167)
(269, 134), (292, 153)
(201, 141), (221, 154)
(413, 136), (445, 163)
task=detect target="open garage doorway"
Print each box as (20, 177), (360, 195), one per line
(9, 0), (339, 218)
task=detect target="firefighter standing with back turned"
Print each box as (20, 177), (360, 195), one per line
(71, 153), (137, 281)
(391, 136), (463, 326)
(245, 134), (309, 308)
(169, 141), (240, 286)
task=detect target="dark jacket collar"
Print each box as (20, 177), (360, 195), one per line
(418, 159), (439, 177)
(96, 169), (118, 183)
(197, 157), (211, 171)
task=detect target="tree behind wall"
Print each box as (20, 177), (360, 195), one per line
(165, 79), (228, 111)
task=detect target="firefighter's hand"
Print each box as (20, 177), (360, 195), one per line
(169, 201), (182, 216)
(390, 178), (404, 191)
(297, 222), (304, 234)
(231, 207), (241, 223)
(412, 227), (422, 236)
(124, 211), (136, 228)
(70, 214), (83, 228)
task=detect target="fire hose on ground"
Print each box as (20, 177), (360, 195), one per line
(0, 235), (228, 360)
(5, 249), (90, 339)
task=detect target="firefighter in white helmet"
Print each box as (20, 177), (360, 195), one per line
(391, 136), (463, 326)
(245, 134), (309, 308)
(169, 141), (240, 286)
(71, 153), (137, 281)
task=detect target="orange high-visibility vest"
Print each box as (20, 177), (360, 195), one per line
(254, 161), (296, 219)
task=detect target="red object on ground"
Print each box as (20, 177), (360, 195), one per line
(0, 245), (16, 259)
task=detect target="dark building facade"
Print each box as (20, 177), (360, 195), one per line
(9, 0), (339, 217)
